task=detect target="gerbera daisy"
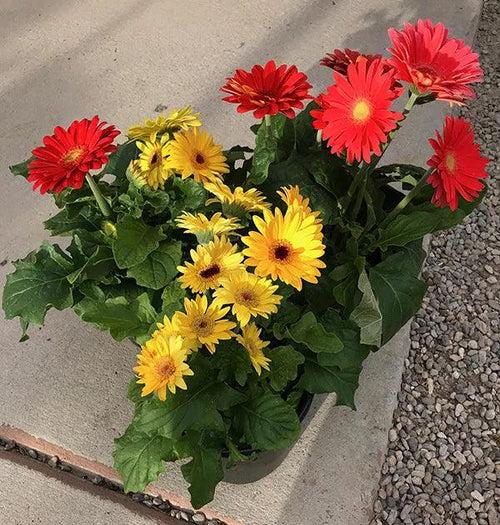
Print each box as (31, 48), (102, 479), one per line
(152, 314), (197, 354)
(221, 60), (313, 119)
(388, 19), (483, 104)
(28, 116), (119, 194)
(242, 206), (326, 291)
(134, 334), (194, 401)
(129, 133), (172, 189)
(165, 128), (229, 184)
(213, 271), (282, 327)
(235, 323), (271, 375)
(177, 236), (245, 293)
(311, 59), (403, 164)
(427, 116), (488, 211)
(204, 179), (271, 215)
(277, 185), (322, 234)
(127, 106), (202, 140)
(175, 212), (240, 243)
(320, 49), (403, 97)
(175, 295), (236, 353)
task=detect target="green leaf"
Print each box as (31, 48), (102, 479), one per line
(169, 177), (206, 217)
(67, 245), (115, 285)
(181, 445), (224, 509)
(134, 374), (222, 438)
(74, 292), (156, 342)
(209, 339), (252, 386)
(212, 382), (247, 411)
(102, 141), (138, 177)
(287, 311), (343, 353)
(112, 216), (165, 269)
(9, 158), (32, 179)
(268, 302), (301, 340)
(113, 427), (174, 493)
(369, 249), (427, 345)
(127, 241), (181, 289)
(294, 101), (317, 153)
(374, 164), (427, 179)
(3, 243), (74, 326)
(265, 345), (305, 391)
(160, 281), (185, 317)
(236, 392), (300, 451)
(44, 206), (102, 236)
(349, 269), (382, 347)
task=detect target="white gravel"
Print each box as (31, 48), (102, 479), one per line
(370, 2), (500, 524)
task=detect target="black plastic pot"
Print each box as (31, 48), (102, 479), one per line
(223, 391), (315, 484)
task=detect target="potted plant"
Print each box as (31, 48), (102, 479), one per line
(2, 20), (487, 509)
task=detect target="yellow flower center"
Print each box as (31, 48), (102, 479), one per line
(412, 66), (437, 89)
(155, 356), (176, 380)
(352, 99), (371, 122)
(445, 153), (456, 173)
(62, 147), (85, 166)
(271, 241), (293, 263)
(199, 263), (221, 279)
(238, 289), (259, 308)
(193, 316), (214, 337)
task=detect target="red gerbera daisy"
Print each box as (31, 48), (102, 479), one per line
(220, 60), (312, 119)
(320, 48), (403, 98)
(427, 116), (488, 211)
(388, 19), (483, 104)
(311, 59), (403, 164)
(28, 116), (120, 194)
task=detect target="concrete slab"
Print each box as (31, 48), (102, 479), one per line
(0, 451), (175, 525)
(0, 1), (482, 524)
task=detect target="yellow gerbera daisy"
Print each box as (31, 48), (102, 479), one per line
(204, 179), (271, 216)
(165, 128), (229, 184)
(133, 334), (194, 401)
(242, 206), (326, 291)
(177, 236), (245, 293)
(129, 133), (172, 189)
(127, 106), (202, 140)
(175, 295), (236, 353)
(175, 212), (240, 243)
(213, 271), (282, 327)
(152, 314), (197, 354)
(236, 323), (271, 375)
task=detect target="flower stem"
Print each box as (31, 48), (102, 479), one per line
(85, 174), (111, 218)
(316, 129), (322, 144)
(343, 165), (366, 213)
(351, 173), (368, 220)
(378, 168), (432, 229)
(264, 114), (272, 128)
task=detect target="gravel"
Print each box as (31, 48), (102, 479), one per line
(371, 2), (500, 524)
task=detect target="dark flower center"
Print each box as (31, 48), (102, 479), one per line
(151, 152), (160, 165)
(199, 264), (220, 279)
(195, 153), (205, 165)
(274, 244), (290, 261)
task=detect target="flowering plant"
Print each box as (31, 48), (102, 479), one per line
(3, 20), (487, 509)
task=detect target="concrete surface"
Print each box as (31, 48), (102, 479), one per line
(0, 452), (175, 525)
(0, 1), (482, 524)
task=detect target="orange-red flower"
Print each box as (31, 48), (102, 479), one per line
(427, 116), (487, 211)
(221, 60), (312, 119)
(311, 59), (403, 164)
(320, 49), (403, 98)
(28, 116), (120, 194)
(388, 19), (483, 104)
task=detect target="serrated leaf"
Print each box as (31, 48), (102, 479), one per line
(9, 158), (32, 179)
(127, 241), (181, 289)
(102, 141), (138, 177)
(2, 243), (74, 326)
(350, 269), (382, 347)
(113, 427), (174, 493)
(74, 292), (156, 341)
(112, 216), (165, 269)
(209, 339), (253, 386)
(169, 177), (206, 217)
(265, 345), (304, 391)
(287, 311), (343, 353)
(44, 206), (102, 236)
(67, 245), (115, 285)
(160, 281), (185, 317)
(236, 392), (300, 451)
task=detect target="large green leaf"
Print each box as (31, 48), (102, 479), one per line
(349, 269), (382, 347)
(44, 206), (102, 236)
(113, 427), (174, 493)
(209, 339), (252, 387)
(9, 158), (32, 179)
(134, 374), (222, 438)
(74, 292), (156, 341)
(127, 241), (181, 289)
(299, 312), (371, 408)
(287, 311), (343, 353)
(265, 345), (305, 391)
(101, 141), (138, 177)
(369, 249), (427, 344)
(112, 216), (165, 269)
(169, 177), (206, 217)
(67, 245), (115, 285)
(160, 281), (186, 317)
(3, 243), (74, 326)
(236, 392), (300, 451)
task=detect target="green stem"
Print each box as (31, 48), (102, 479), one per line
(316, 129), (322, 144)
(343, 165), (366, 213)
(264, 114), (272, 128)
(86, 174), (111, 218)
(351, 174), (368, 220)
(378, 167), (432, 229)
